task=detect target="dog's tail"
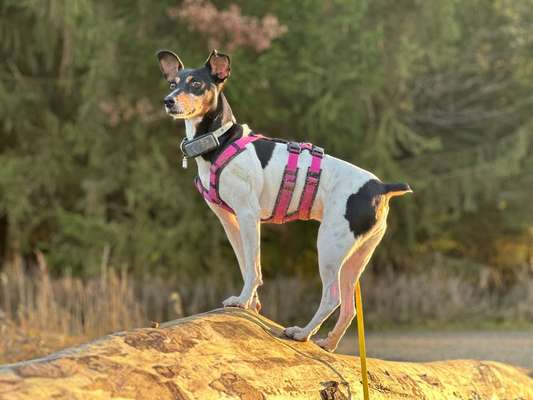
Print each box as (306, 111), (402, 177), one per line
(382, 182), (413, 198)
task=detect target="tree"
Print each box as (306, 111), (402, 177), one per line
(0, 0), (531, 283)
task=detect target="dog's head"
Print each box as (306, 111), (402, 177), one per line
(156, 49), (231, 120)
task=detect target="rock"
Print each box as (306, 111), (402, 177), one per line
(0, 308), (532, 399)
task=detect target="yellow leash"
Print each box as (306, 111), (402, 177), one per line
(355, 280), (370, 400)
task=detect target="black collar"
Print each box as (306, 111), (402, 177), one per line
(179, 123), (244, 163)
(180, 121), (234, 159)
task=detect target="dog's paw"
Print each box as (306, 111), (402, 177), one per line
(314, 337), (338, 352)
(283, 326), (311, 342)
(222, 296), (251, 309)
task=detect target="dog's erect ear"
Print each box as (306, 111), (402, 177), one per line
(156, 49), (184, 81)
(205, 49), (231, 82)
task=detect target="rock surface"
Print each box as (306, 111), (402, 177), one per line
(0, 308), (532, 399)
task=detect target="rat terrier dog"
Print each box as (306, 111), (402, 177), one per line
(157, 49), (412, 352)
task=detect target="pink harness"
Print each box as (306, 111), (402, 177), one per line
(195, 134), (324, 224)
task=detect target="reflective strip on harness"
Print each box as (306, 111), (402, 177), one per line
(195, 134), (324, 223)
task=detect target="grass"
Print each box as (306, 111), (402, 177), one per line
(361, 266), (533, 330)
(0, 252), (181, 339)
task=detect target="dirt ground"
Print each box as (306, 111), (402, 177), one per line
(338, 329), (533, 369)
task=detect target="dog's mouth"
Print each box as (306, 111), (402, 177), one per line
(166, 105), (196, 119)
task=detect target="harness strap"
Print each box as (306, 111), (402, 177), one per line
(265, 142), (324, 224)
(268, 142), (301, 224)
(195, 135), (324, 223)
(297, 143), (324, 220)
(195, 134), (262, 213)
(195, 177), (234, 214)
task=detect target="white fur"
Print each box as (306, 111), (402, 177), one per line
(187, 121), (390, 351)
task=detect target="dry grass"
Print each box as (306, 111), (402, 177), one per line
(1, 253), (532, 363)
(362, 267), (533, 327)
(0, 253), (178, 338)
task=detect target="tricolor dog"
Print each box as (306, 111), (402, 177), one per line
(157, 49), (412, 351)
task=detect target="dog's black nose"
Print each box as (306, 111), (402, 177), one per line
(164, 97), (175, 108)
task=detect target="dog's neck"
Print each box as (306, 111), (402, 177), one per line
(184, 92), (235, 141)
(184, 92), (240, 175)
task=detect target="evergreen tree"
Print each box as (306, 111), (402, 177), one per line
(0, 0), (531, 280)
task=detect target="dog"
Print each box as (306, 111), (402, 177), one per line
(156, 49), (412, 352)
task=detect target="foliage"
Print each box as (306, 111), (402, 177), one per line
(0, 0), (532, 280)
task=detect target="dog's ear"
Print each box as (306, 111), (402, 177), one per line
(205, 49), (231, 82)
(156, 49), (184, 81)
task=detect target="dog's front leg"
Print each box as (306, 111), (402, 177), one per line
(210, 205), (261, 312)
(222, 209), (262, 309)
(210, 204), (246, 273)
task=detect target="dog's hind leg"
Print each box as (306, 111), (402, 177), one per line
(284, 220), (358, 342)
(315, 227), (386, 352)
(211, 205), (261, 312)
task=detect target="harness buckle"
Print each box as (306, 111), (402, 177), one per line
(307, 170), (321, 179)
(311, 145), (324, 158)
(287, 142), (301, 154)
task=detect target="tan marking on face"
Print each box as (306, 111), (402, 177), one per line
(186, 76), (193, 83)
(174, 91), (213, 119)
(201, 88), (216, 111)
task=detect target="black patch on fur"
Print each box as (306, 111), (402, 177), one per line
(194, 92), (233, 139)
(252, 139), (276, 169)
(193, 92), (242, 163)
(344, 179), (385, 238)
(171, 67), (216, 94)
(200, 123), (243, 163)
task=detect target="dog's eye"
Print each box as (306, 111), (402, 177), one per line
(191, 81), (201, 89)
(169, 82), (177, 90)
